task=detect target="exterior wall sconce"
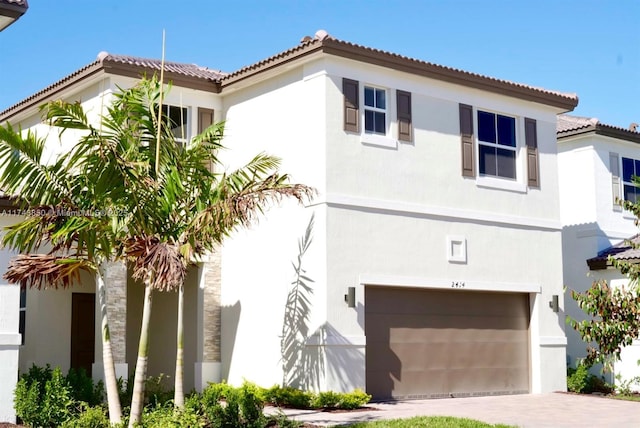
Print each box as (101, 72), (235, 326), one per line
(344, 287), (356, 308)
(549, 295), (559, 313)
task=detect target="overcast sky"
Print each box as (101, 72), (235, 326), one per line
(1, 0), (638, 127)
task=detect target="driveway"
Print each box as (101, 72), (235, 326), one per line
(272, 393), (639, 427)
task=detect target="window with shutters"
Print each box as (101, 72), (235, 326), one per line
(460, 104), (537, 193)
(342, 78), (412, 148)
(477, 110), (517, 180)
(622, 157), (640, 203)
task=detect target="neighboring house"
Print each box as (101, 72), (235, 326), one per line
(0, 0), (28, 32)
(0, 30), (577, 407)
(557, 115), (640, 389)
(0, 0), (29, 423)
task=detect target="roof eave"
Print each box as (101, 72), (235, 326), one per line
(220, 38), (578, 111)
(102, 60), (221, 93)
(321, 39), (578, 111)
(0, 59), (222, 123)
(558, 124), (640, 144)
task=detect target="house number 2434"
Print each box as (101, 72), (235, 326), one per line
(451, 281), (465, 288)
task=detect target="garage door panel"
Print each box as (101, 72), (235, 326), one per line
(365, 287), (528, 317)
(365, 287), (530, 400)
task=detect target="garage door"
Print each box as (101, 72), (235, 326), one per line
(365, 286), (530, 400)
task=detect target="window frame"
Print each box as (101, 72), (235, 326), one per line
(19, 287), (25, 345)
(621, 156), (640, 204)
(160, 104), (190, 145)
(360, 84), (396, 148)
(474, 108), (526, 193)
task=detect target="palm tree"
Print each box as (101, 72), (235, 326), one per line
(106, 79), (313, 424)
(1, 77), (313, 425)
(0, 116), (127, 423)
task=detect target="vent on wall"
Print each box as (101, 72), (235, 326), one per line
(447, 235), (467, 263)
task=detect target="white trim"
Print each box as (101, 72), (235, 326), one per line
(539, 336), (567, 347)
(574, 227), (635, 240)
(360, 134), (397, 149)
(359, 274), (541, 293)
(0, 333), (21, 346)
(306, 335), (366, 347)
(476, 175), (527, 193)
(321, 194), (561, 231)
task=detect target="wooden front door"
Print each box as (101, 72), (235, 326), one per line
(71, 293), (96, 375)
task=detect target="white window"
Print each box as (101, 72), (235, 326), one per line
(19, 287), (25, 345)
(477, 110), (517, 180)
(160, 105), (189, 145)
(364, 86), (387, 135)
(622, 157), (640, 203)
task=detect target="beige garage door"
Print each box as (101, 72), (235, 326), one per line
(365, 286), (530, 400)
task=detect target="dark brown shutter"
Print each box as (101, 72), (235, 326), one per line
(343, 78), (359, 133)
(525, 118), (539, 188)
(610, 152), (621, 210)
(198, 107), (215, 171)
(198, 107), (214, 134)
(397, 90), (412, 142)
(459, 103), (475, 177)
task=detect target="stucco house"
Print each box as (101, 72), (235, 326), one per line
(558, 115), (640, 390)
(0, 0), (28, 423)
(0, 30), (578, 414)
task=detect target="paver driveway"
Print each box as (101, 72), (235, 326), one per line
(274, 393), (639, 427)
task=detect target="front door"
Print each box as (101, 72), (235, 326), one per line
(71, 293), (96, 375)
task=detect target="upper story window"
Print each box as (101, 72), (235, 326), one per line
(459, 103), (539, 191)
(342, 78), (413, 148)
(622, 157), (640, 203)
(160, 105), (189, 144)
(477, 111), (517, 180)
(364, 86), (387, 135)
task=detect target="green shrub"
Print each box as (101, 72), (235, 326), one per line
(263, 385), (313, 409)
(239, 381), (266, 428)
(15, 365), (74, 427)
(117, 375), (134, 409)
(66, 368), (104, 407)
(60, 404), (109, 428)
(311, 391), (341, 408)
(338, 389), (371, 409)
(567, 364), (613, 394)
(567, 364), (589, 393)
(200, 381), (266, 428)
(140, 402), (205, 428)
(145, 373), (174, 407)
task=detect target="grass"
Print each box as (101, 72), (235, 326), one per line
(609, 394), (640, 402)
(339, 416), (516, 428)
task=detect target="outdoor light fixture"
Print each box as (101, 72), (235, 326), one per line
(344, 287), (356, 308)
(0, 0), (28, 32)
(549, 295), (559, 313)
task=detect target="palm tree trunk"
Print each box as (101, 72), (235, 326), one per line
(128, 282), (153, 427)
(174, 283), (185, 408)
(97, 271), (122, 424)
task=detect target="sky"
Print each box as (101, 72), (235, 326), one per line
(0, 0), (638, 128)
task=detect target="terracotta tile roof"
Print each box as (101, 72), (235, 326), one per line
(222, 31), (578, 110)
(0, 52), (225, 121)
(557, 114), (640, 143)
(587, 234), (640, 270)
(98, 52), (227, 81)
(0, 30), (579, 122)
(0, 0), (28, 5)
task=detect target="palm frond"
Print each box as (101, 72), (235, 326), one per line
(3, 254), (96, 289)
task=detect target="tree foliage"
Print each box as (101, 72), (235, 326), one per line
(570, 197), (640, 368)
